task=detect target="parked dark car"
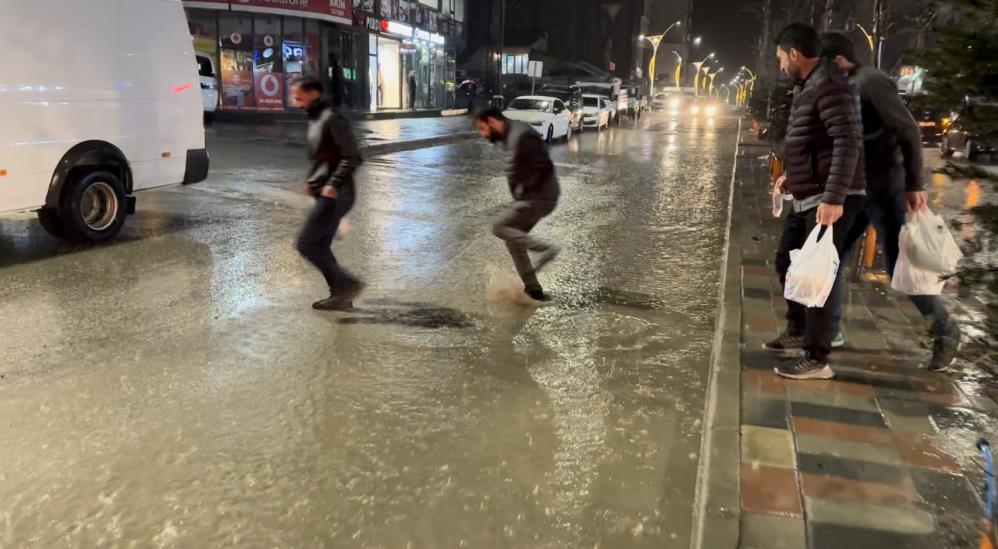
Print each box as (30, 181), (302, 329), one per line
(940, 109), (997, 161)
(901, 94), (948, 144)
(538, 84), (585, 131)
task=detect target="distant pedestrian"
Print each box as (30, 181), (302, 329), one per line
(473, 107), (560, 303)
(765, 23), (867, 380)
(821, 32), (961, 370)
(291, 76), (365, 311)
(408, 72), (417, 109)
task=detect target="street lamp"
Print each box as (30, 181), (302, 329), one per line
(855, 23), (875, 53)
(641, 21), (682, 97)
(719, 84), (731, 104)
(671, 51), (683, 89)
(707, 67), (724, 97)
(692, 52), (715, 96)
(693, 36), (702, 47)
(741, 66), (757, 103)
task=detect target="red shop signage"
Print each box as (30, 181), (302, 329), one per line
(185, 1), (351, 22)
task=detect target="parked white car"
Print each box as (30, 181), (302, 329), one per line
(1, 0), (208, 242)
(196, 52), (219, 122)
(581, 94), (610, 130)
(504, 96), (573, 142)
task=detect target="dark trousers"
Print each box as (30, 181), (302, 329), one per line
(776, 195), (865, 361)
(832, 179), (951, 337)
(493, 200), (557, 293)
(296, 189), (356, 293)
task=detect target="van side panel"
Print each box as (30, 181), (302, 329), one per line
(0, 0), (204, 214)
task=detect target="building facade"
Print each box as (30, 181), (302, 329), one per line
(183, 0), (463, 113)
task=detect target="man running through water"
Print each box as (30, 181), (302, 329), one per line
(292, 76), (365, 311)
(474, 107), (560, 302)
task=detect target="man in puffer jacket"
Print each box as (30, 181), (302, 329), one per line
(765, 23), (867, 380)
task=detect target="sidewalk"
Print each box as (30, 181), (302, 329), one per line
(725, 141), (998, 548)
(207, 115), (476, 155)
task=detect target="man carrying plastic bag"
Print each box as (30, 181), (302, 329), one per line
(821, 32), (962, 371)
(764, 24), (867, 380)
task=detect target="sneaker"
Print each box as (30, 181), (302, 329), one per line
(529, 246), (560, 273)
(927, 323), (962, 372)
(764, 332), (804, 354)
(312, 297), (354, 311)
(831, 332), (845, 348)
(775, 354), (835, 380)
(525, 288), (551, 302)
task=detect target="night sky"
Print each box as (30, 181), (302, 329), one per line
(690, 0), (766, 78)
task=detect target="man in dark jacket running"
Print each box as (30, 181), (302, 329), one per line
(292, 76), (365, 311)
(821, 32), (960, 371)
(765, 24), (867, 380)
(474, 107), (560, 302)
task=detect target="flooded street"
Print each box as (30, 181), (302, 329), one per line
(0, 114), (739, 547)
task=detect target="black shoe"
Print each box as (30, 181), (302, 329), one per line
(764, 331), (804, 354)
(927, 323), (962, 372)
(525, 288), (550, 302)
(775, 354), (835, 380)
(331, 279), (366, 303)
(312, 297), (354, 311)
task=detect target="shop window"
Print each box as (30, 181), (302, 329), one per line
(377, 38), (402, 109)
(187, 10), (219, 84)
(219, 14), (255, 109)
(284, 18), (305, 103)
(253, 16), (284, 111)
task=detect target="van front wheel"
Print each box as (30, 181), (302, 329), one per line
(59, 170), (127, 243)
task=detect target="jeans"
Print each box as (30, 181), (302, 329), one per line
(776, 195), (865, 361)
(831, 178), (951, 338)
(493, 200), (557, 293)
(296, 189), (357, 294)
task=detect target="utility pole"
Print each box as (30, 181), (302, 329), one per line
(489, 0), (505, 107)
(635, 0), (652, 78)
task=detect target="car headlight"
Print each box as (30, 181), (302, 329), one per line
(690, 105), (700, 115)
(669, 98), (681, 108)
(705, 105), (717, 117)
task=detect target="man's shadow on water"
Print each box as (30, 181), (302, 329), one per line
(337, 298), (478, 329)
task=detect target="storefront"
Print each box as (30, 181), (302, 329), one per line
(184, 0), (363, 112)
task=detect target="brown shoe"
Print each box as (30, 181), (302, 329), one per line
(312, 297), (354, 312)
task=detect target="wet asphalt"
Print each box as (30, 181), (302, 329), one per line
(0, 113), (740, 547)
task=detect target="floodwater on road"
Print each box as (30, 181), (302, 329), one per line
(0, 114), (740, 547)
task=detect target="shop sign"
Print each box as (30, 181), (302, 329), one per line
(365, 15), (380, 31)
(254, 71), (285, 110)
(413, 28), (444, 46)
(400, 41), (416, 53)
(381, 20), (413, 37)
(188, 0), (352, 22)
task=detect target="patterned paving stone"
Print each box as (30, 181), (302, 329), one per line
(746, 315), (780, 333)
(809, 523), (941, 549)
(786, 386), (881, 413)
(795, 434), (906, 467)
(742, 425), (796, 468)
(910, 469), (982, 549)
(783, 378), (875, 397)
(743, 395), (790, 430)
(744, 287), (772, 301)
(804, 498), (936, 535)
(743, 368), (786, 397)
(790, 402), (887, 428)
(791, 417), (893, 446)
(892, 433), (962, 474)
(741, 463), (803, 517)
(879, 399), (938, 435)
(797, 453), (914, 486)
(740, 513), (806, 549)
(800, 472), (922, 506)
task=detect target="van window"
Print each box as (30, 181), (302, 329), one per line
(583, 96), (601, 107)
(196, 55), (214, 77)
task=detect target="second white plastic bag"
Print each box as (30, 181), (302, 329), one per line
(784, 225), (840, 308)
(892, 219), (946, 295)
(902, 209), (962, 274)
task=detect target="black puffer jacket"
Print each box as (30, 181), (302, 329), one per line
(784, 61), (865, 204)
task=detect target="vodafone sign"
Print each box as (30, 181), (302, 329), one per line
(183, 0), (351, 23)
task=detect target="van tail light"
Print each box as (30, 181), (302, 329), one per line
(172, 83), (193, 94)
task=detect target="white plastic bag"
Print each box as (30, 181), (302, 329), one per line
(784, 225), (840, 308)
(903, 209), (962, 274)
(891, 244), (945, 295)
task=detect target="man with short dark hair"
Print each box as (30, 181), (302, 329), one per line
(291, 76), (365, 311)
(765, 23), (866, 380)
(821, 32), (960, 370)
(474, 107), (560, 302)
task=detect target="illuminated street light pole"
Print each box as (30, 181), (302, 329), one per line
(671, 51), (683, 89)
(719, 84), (731, 104)
(707, 67), (724, 98)
(639, 21), (682, 97)
(741, 66), (757, 104)
(692, 52), (715, 96)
